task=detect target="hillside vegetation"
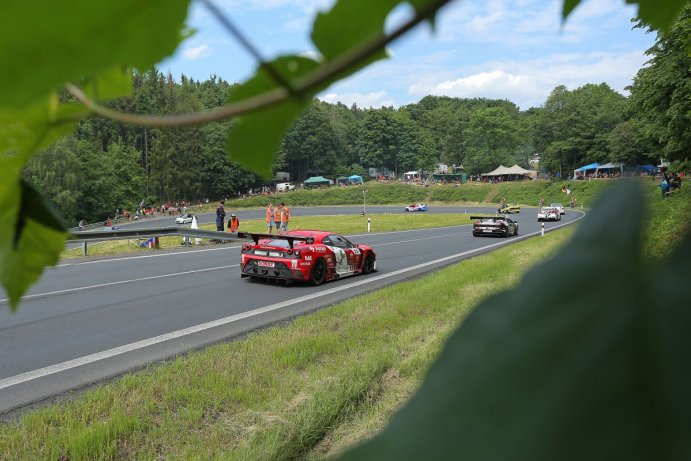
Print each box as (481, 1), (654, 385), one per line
(225, 179), (613, 209)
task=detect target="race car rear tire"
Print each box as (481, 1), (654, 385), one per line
(309, 258), (327, 286)
(362, 252), (375, 274)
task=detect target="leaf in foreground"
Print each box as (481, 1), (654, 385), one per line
(0, 0), (191, 108)
(336, 180), (690, 460)
(226, 56), (319, 177)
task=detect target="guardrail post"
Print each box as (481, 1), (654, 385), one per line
(541, 223), (545, 237)
(154, 237), (160, 249)
(82, 241), (87, 256)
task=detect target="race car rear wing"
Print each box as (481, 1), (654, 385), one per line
(470, 216), (504, 221)
(236, 232), (315, 248)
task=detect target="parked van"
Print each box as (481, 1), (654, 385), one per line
(276, 183), (296, 192)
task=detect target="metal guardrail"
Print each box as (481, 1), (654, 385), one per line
(67, 227), (242, 256)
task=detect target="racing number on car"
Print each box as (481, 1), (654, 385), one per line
(328, 246), (351, 275)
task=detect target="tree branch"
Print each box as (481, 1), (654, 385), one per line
(66, 0), (453, 127)
(199, 0), (300, 97)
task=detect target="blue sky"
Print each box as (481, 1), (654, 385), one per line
(158, 0), (655, 110)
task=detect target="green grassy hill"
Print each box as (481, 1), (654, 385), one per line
(224, 179), (617, 210)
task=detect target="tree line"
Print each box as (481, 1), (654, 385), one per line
(22, 8), (689, 225)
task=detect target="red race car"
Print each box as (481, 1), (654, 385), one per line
(238, 231), (376, 285)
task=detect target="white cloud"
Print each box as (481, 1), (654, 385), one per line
(319, 91), (396, 108)
(182, 44), (212, 59)
(408, 51), (648, 109)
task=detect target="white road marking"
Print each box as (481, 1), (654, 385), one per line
(0, 265), (237, 303)
(0, 214), (585, 391)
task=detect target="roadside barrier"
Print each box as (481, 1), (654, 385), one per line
(67, 227), (241, 256)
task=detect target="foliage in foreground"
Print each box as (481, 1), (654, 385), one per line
(336, 180), (690, 461)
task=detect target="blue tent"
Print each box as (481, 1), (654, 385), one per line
(348, 175), (363, 184)
(575, 162), (600, 172)
(638, 165), (656, 172)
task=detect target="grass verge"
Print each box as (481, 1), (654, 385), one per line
(61, 214), (475, 259)
(1, 229), (572, 460)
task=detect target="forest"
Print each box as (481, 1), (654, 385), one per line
(22, 7), (689, 225)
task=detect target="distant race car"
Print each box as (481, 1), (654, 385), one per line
(498, 203), (521, 213)
(471, 216), (519, 238)
(239, 231), (376, 285)
(550, 203), (566, 215)
(537, 207), (561, 222)
(405, 203), (429, 212)
(175, 213), (195, 224)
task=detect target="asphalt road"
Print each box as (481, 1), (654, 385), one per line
(1, 206), (584, 415)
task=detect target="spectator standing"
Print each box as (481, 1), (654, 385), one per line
(78, 219), (85, 231)
(273, 203), (283, 235)
(280, 202), (290, 234)
(265, 203), (274, 234)
(216, 200), (226, 231)
(228, 213), (240, 232)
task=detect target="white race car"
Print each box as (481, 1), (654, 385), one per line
(175, 213), (195, 224)
(537, 207), (561, 222)
(550, 203), (565, 215)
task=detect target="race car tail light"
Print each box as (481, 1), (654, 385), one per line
(242, 243), (252, 251)
(286, 249), (293, 256)
(293, 249), (301, 257)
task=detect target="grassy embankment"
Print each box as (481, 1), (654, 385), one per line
(3, 184), (687, 459)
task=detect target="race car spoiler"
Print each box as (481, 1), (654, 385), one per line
(469, 216), (506, 221)
(236, 232), (315, 248)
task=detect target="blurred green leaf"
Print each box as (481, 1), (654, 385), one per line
(1, 210), (67, 311)
(0, 0), (190, 108)
(82, 66), (133, 101)
(634, 0), (689, 32)
(0, 97), (77, 309)
(336, 180), (691, 460)
(226, 56), (319, 178)
(562, 0), (687, 31)
(311, 0), (400, 62)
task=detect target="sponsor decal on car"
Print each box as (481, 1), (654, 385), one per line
(291, 260), (298, 269)
(352, 248), (361, 255)
(304, 255), (312, 261)
(257, 261), (275, 267)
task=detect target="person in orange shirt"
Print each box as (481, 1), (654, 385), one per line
(265, 203), (274, 234)
(279, 202), (290, 234)
(228, 214), (239, 232)
(274, 203), (283, 234)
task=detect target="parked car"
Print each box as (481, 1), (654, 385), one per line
(175, 213), (195, 224)
(471, 216), (519, 237)
(239, 231), (376, 285)
(498, 203), (521, 213)
(550, 203), (565, 215)
(276, 183), (296, 192)
(405, 203), (429, 212)
(537, 207), (561, 222)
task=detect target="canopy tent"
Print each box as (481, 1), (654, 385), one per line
(595, 162), (623, 176)
(575, 162), (600, 172)
(481, 165), (508, 176)
(638, 165), (657, 172)
(348, 175), (363, 184)
(482, 164), (535, 180)
(335, 176), (350, 185)
(432, 173), (466, 183)
(573, 162), (601, 179)
(404, 171), (420, 180)
(303, 176), (331, 189)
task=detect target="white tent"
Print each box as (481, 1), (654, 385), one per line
(481, 165), (510, 176)
(482, 164), (536, 179)
(595, 162), (623, 176)
(404, 171), (420, 179)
